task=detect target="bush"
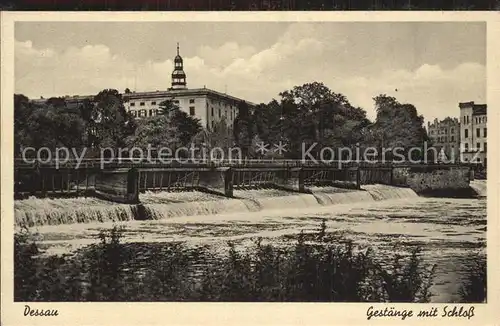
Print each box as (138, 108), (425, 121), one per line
(13, 223), (465, 303)
(458, 253), (486, 303)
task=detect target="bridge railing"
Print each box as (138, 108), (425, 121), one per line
(14, 157), (475, 169)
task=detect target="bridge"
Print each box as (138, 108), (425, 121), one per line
(14, 159), (476, 203)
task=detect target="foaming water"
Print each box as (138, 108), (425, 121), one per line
(27, 197), (486, 303)
(14, 185), (423, 227)
(15, 197), (134, 227)
(143, 200), (252, 219)
(311, 187), (375, 205)
(363, 184), (419, 201)
(470, 180), (487, 197)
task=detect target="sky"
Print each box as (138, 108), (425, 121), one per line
(15, 21), (486, 122)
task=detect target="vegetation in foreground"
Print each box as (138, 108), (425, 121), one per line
(14, 222), (484, 302)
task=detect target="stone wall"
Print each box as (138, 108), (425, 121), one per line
(395, 166), (471, 194)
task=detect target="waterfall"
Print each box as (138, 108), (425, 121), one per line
(16, 185), (422, 227)
(310, 187), (375, 205)
(363, 184), (419, 201)
(470, 180), (487, 198)
(15, 197), (135, 227)
(142, 200), (251, 220)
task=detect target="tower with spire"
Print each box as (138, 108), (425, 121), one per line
(171, 43), (187, 90)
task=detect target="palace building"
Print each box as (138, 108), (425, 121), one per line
(32, 44), (255, 131)
(123, 43), (254, 130)
(459, 101), (487, 166)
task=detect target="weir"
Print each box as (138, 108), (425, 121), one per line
(15, 185), (423, 227)
(14, 163), (474, 204)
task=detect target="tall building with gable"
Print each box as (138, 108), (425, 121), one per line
(123, 44), (255, 130)
(32, 44), (255, 132)
(459, 101), (487, 166)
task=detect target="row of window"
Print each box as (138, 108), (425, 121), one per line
(430, 128), (455, 135)
(129, 99), (196, 107)
(434, 135), (456, 143)
(130, 109), (160, 118)
(463, 142), (487, 152)
(475, 116), (487, 124)
(130, 106), (197, 118)
(463, 115), (487, 125)
(210, 106), (236, 120)
(463, 128), (487, 139)
(130, 101), (156, 107)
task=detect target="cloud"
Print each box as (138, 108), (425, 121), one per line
(15, 28), (485, 125)
(197, 42), (256, 68)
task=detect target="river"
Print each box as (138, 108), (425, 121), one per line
(14, 182), (487, 303)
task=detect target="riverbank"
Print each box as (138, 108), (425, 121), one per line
(14, 223), (486, 303)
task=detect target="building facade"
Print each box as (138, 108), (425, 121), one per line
(459, 101), (487, 166)
(427, 117), (460, 162)
(123, 44), (254, 130)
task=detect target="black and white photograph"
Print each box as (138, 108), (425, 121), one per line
(2, 14), (496, 323)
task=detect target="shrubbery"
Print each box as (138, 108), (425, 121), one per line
(13, 222), (483, 303)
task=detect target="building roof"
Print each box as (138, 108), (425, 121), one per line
(30, 88), (256, 107)
(472, 104), (487, 116)
(123, 88), (257, 106)
(459, 101), (487, 115)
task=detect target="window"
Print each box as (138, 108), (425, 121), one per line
(189, 106), (195, 116)
(139, 109), (147, 117)
(464, 129), (468, 138)
(476, 128), (480, 138)
(174, 100), (179, 104)
(464, 143), (469, 151)
(451, 128), (454, 133)
(484, 142), (487, 152)
(484, 128), (487, 138)
(211, 107), (214, 116)
(130, 102), (135, 107)
(132, 111), (137, 118)
(451, 145), (455, 149)
(140, 102), (145, 106)
(218, 109), (221, 118)
(189, 99), (195, 104)
(149, 109), (155, 117)
(467, 115), (469, 124)
(451, 136), (455, 142)
(476, 143), (481, 151)
(151, 101), (156, 105)
(430, 130), (434, 135)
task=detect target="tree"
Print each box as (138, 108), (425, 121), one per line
(14, 94), (86, 155)
(127, 100), (202, 158)
(193, 118), (234, 161)
(371, 95), (430, 161)
(91, 89), (137, 149)
(233, 101), (254, 158)
(14, 94), (35, 155)
(158, 100), (202, 145)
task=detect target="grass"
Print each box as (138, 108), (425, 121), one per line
(13, 220), (483, 302)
